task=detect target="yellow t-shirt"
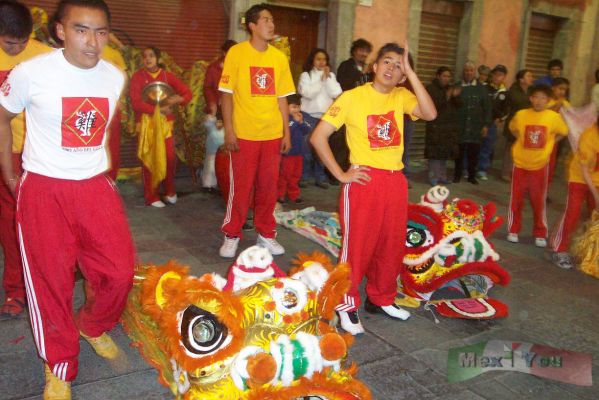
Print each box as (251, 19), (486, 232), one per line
(321, 83), (418, 171)
(0, 40), (53, 153)
(101, 46), (127, 72)
(568, 124), (599, 186)
(218, 41), (295, 141)
(509, 108), (568, 170)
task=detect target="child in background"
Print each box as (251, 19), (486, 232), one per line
(201, 112), (225, 189)
(507, 84), (569, 247)
(547, 77), (571, 184)
(550, 119), (599, 269)
(278, 95), (312, 203)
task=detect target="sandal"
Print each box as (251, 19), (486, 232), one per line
(1, 297), (26, 318)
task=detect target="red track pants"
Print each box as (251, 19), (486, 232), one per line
(1, 153), (24, 299)
(336, 168), (408, 311)
(222, 138), (281, 239)
(508, 165), (549, 238)
(277, 155), (303, 201)
(16, 172), (135, 381)
(141, 135), (176, 204)
(550, 182), (597, 252)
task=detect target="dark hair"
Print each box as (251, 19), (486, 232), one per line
(142, 46), (166, 69)
(221, 39), (237, 53)
(143, 46), (160, 60)
(436, 66), (452, 76)
(350, 38), (372, 56)
(515, 69), (531, 81)
(0, 1), (33, 39)
(245, 3), (271, 35)
(529, 84), (552, 98)
(596, 68), (599, 84)
(547, 59), (563, 70)
(287, 94), (301, 106)
(303, 48), (330, 72)
(374, 42), (404, 63)
(552, 77), (569, 87)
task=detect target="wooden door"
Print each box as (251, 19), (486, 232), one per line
(269, 5), (321, 84)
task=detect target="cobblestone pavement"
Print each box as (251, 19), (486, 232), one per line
(1, 164), (598, 399)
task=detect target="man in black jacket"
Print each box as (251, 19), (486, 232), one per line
(336, 38), (372, 91)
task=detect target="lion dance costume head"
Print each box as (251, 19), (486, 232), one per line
(122, 247), (371, 399)
(397, 186), (511, 319)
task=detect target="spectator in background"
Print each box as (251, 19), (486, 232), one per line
(477, 64), (490, 85)
(592, 68), (599, 111)
(425, 66), (461, 186)
(298, 47), (342, 188)
(278, 95), (311, 204)
(129, 46), (192, 208)
(547, 77), (571, 185)
(336, 38), (372, 91)
(0, 0), (53, 318)
(535, 59), (563, 87)
(454, 60), (491, 184)
(501, 69), (534, 181)
(203, 39), (237, 116)
(477, 64), (508, 180)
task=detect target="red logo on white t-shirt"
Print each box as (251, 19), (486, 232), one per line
(0, 70), (10, 96)
(61, 97), (109, 149)
(523, 125), (547, 149)
(367, 111), (401, 149)
(250, 66), (275, 95)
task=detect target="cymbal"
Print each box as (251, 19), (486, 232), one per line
(142, 81), (175, 106)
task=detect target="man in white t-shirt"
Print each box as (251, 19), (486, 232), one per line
(0, 1), (134, 398)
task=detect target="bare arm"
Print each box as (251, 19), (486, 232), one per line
(0, 106), (18, 193)
(278, 96), (291, 154)
(401, 43), (437, 121)
(221, 92), (238, 152)
(310, 120), (370, 185)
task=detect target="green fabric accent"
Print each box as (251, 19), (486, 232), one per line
(291, 340), (308, 378)
(474, 239), (484, 260)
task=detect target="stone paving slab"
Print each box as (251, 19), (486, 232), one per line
(1, 165), (598, 399)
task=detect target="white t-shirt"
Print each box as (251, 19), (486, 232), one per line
(0, 49), (125, 180)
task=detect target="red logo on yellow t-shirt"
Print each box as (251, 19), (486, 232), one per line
(523, 125), (547, 149)
(328, 106), (340, 117)
(367, 111), (401, 149)
(250, 66), (275, 95)
(61, 97), (109, 149)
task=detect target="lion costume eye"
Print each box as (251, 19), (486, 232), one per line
(180, 305), (230, 355)
(406, 224), (433, 248)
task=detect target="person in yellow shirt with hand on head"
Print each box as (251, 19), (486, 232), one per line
(0, 0), (52, 318)
(507, 84), (568, 248)
(310, 42), (437, 335)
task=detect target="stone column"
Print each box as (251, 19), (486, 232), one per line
(326, 0), (358, 70)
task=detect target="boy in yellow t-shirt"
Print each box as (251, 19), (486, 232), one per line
(217, 4), (295, 258)
(550, 122), (599, 269)
(507, 84), (568, 248)
(0, 1), (52, 318)
(310, 42), (437, 335)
